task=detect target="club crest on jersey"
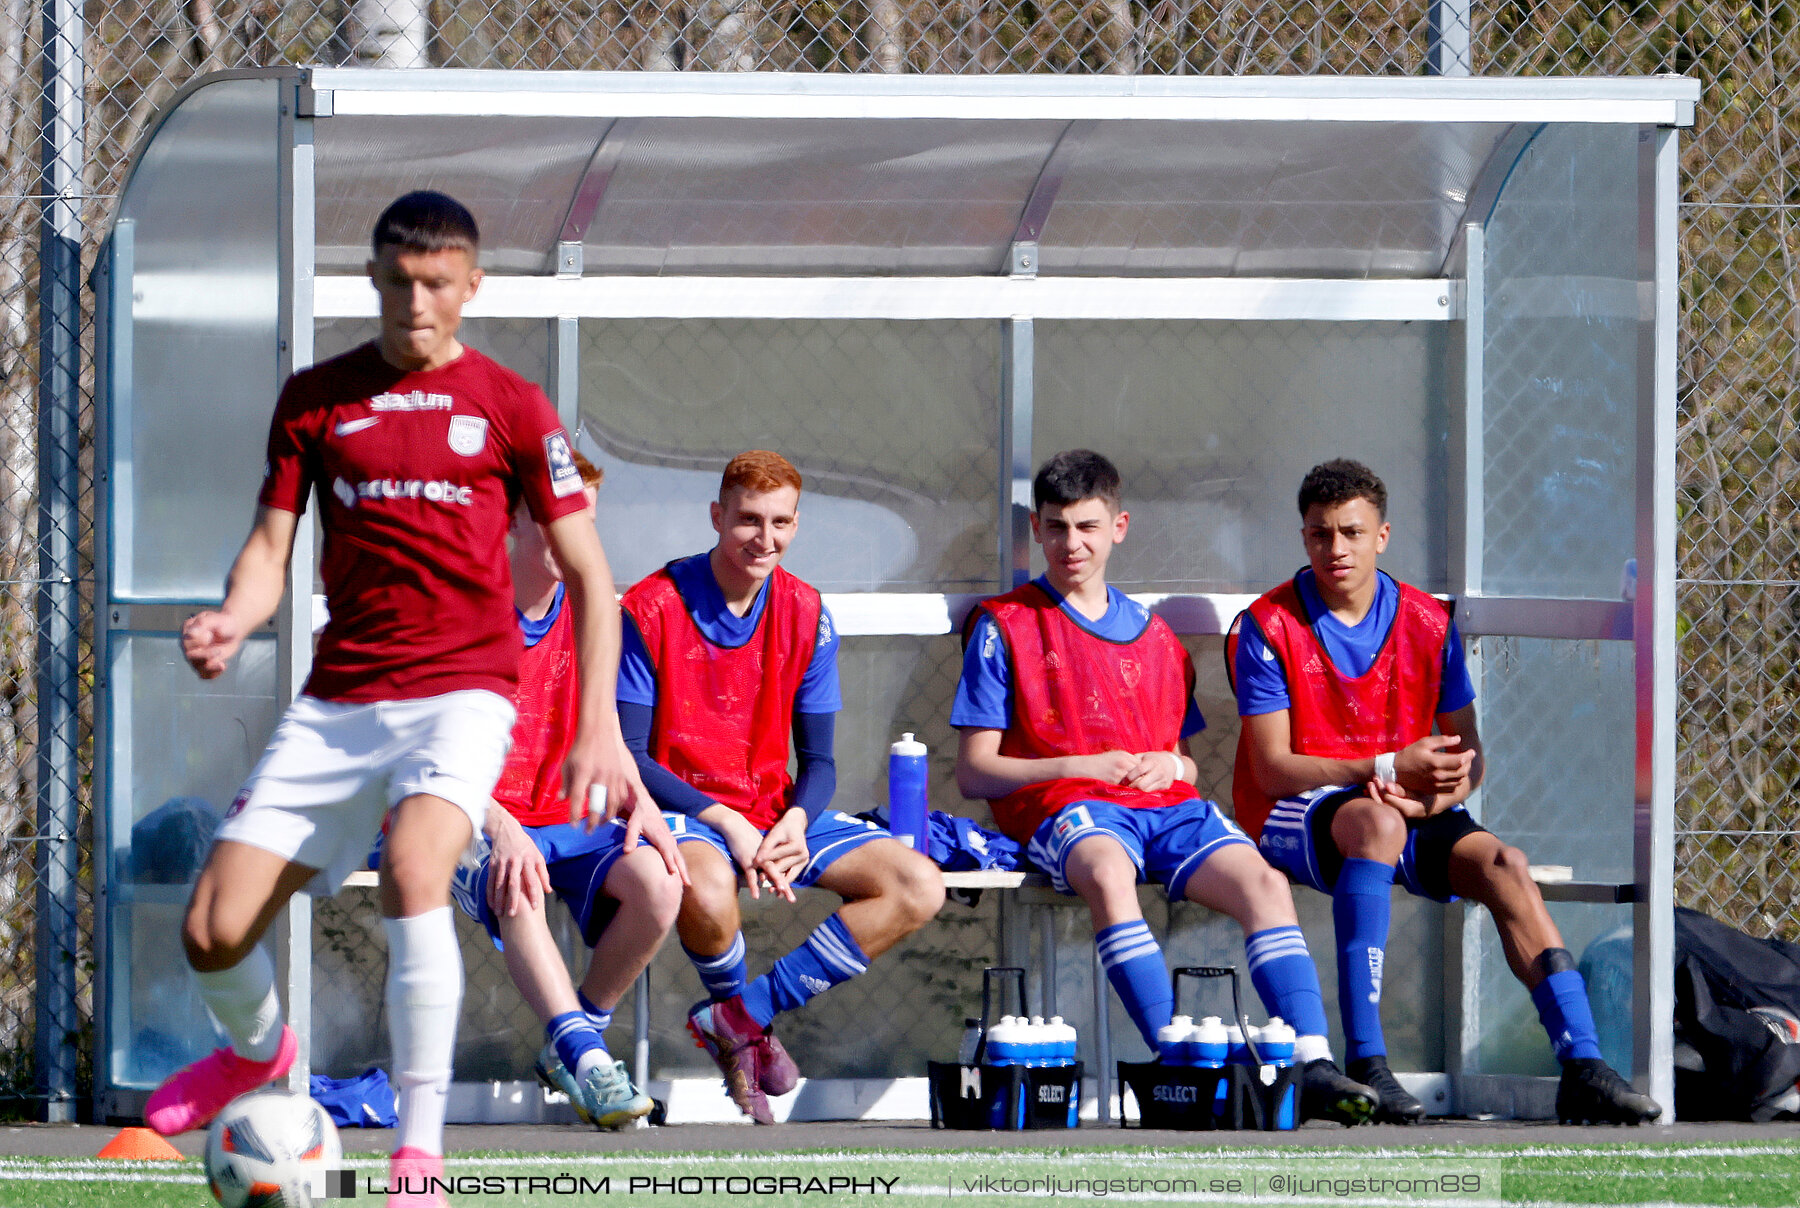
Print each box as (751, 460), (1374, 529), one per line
(448, 415), (488, 456)
(544, 432), (582, 497)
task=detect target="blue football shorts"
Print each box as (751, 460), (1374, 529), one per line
(664, 808), (892, 888)
(1256, 786), (1486, 903)
(452, 812), (676, 948)
(1025, 798), (1255, 902)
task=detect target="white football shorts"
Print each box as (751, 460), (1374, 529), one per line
(213, 689), (516, 894)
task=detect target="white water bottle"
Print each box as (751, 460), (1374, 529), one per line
(1193, 1016), (1228, 1068)
(1158, 1014), (1192, 1065)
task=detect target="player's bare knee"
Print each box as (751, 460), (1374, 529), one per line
(1492, 844), (1535, 889)
(638, 861), (685, 932)
(1334, 796), (1405, 856)
(1254, 860), (1293, 905)
(888, 854), (946, 929)
(182, 913), (249, 972)
(1069, 854), (1135, 901)
(679, 863), (739, 935)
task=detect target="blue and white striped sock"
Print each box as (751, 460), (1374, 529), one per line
(576, 990), (613, 1038)
(684, 932), (748, 1002)
(1245, 925), (1330, 1043)
(546, 1010), (607, 1080)
(1096, 919), (1173, 1050)
(742, 913), (868, 1028)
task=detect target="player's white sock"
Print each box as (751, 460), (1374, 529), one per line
(384, 908), (462, 1156)
(195, 945), (284, 1062)
(574, 1050), (610, 1082)
(1295, 1034), (1331, 1064)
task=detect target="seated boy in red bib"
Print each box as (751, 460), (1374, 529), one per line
(953, 449), (1376, 1126)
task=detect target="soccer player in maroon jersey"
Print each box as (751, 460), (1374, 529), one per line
(618, 451), (945, 1125)
(1230, 458), (1659, 1125)
(449, 451), (683, 1130)
(953, 450), (1377, 1125)
(148, 192), (672, 1204)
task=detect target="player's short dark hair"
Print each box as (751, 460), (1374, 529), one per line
(1033, 449), (1122, 513)
(372, 190), (480, 257)
(1298, 458), (1387, 519)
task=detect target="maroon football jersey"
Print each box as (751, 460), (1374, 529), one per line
(259, 342), (588, 702)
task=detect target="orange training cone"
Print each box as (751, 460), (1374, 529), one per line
(97, 1127), (184, 1160)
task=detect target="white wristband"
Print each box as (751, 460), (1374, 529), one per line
(1372, 751), (1397, 782)
(1164, 751), (1183, 780)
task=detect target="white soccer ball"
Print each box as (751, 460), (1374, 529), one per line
(203, 1089), (342, 1208)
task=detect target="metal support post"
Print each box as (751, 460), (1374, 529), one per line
(1428, 0), (1472, 75)
(277, 86), (318, 1092)
(633, 972), (651, 1094)
(1633, 125), (1679, 1121)
(35, 0), (86, 1125)
(999, 318), (1034, 589)
(1093, 943), (1112, 1124)
(1444, 224), (1486, 1090)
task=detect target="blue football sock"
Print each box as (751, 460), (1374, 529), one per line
(1096, 919), (1174, 1050)
(1531, 969), (1605, 1062)
(576, 990), (613, 1037)
(684, 932), (748, 1002)
(741, 913), (868, 1029)
(1245, 925), (1330, 1040)
(546, 1010), (607, 1073)
(1332, 857), (1396, 1061)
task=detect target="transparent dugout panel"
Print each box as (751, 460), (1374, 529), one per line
(115, 77), (281, 600)
(1473, 902), (1634, 1075)
(314, 317), (548, 388)
(1036, 320), (1451, 594)
(577, 318), (999, 591)
(313, 116), (605, 274)
(1467, 636), (1635, 882)
(1480, 124), (1641, 599)
(1038, 121), (1511, 278)
(583, 118), (1061, 276)
(107, 632), (280, 1087)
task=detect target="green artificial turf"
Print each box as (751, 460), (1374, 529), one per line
(4, 1140), (1799, 1207)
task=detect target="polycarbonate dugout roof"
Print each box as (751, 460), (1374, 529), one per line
(118, 69), (1698, 280)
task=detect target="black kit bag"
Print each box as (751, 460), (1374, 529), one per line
(1673, 905), (1800, 1121)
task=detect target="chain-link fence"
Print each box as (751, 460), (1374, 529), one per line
(1, 0), (1793, 1116)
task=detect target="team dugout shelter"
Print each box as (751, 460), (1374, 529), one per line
(93, 68), (1698, 1122)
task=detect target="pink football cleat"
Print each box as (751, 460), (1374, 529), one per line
(387, 1147), (447, 1207)
(144, 1024), (297, 1136)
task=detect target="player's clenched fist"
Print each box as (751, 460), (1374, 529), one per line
(1394, 734), (1474, 795)
(182, 610), (248, 679)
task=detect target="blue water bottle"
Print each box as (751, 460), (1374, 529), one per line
(887, 732), (929, 851)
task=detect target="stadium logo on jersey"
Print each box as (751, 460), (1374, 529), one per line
(544, 432), (582, 497)
(448, 415), (488, 456)
(333, 477), (357, 509)
(370, 390), (452, 411)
